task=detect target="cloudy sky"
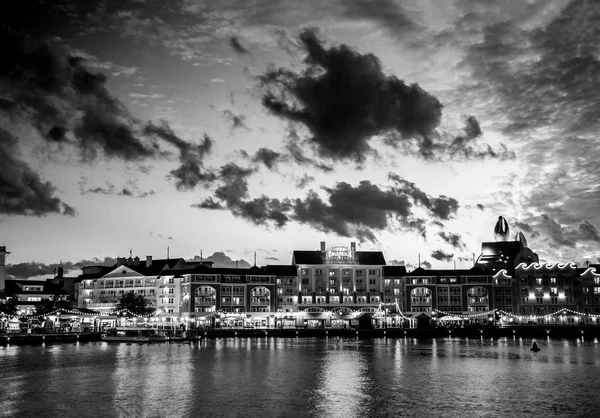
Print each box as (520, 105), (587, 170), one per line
(2, 0), (600, 274)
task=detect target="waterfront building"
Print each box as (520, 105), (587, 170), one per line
(513, 262), (579, 320)
(4, 279), (68, 315)
(78, 256), (184, 314)
(291, 241), (386, 328)
(579, 264), (600, 323)
(404, 268), (494, 315)
(159, 264), (277, 328)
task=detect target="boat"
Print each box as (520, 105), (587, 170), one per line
(102, 328), (167, 342)
(530, 341), (541, 352)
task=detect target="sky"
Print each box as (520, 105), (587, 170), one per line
(2, 0), (600, 277)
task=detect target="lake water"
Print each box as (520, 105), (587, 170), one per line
(1, 337), (599, 417)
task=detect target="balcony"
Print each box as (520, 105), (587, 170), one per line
(195, 298), (216, 306)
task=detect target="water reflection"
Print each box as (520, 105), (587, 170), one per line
(1, 339), (600, 417)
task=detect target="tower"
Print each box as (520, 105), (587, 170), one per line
(0, 246), (11, 290)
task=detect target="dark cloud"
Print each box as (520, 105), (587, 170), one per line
(252, 148), (282, 170)
(144, 122), (216, 190)
(431, 250), (454, 262)
(579, 220), (600, 242)
(295, 174), (315, 188)
(259, 28), (510, 163)
(388, 173), (459, 220)
(80, 182), (115, 195)
(229, 36), (250, 55)
(437, 232), (466, 250)
(1, 24), (157, 161)
(7, 256), (117, 279)
(119, 188), (155, 198)
(258, 28), (442, 163)
(264, 256), (279, 261)
(539, 214), (576, 248)
(0, 127), (74, 216)
(199, 163), (294, 227)
(192, 197), (224, 210)
(292, 177), (454, 241)
(285, 139), (334, 172)
(513, 221), (540, 238)
(196, 170), (459, 242)
(222, 109), (248, 130)
(476, 203), (485, 210)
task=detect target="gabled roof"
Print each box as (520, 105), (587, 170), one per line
(247, 265), (269, 275)
(5, 280), (68, 296)
(355, 251), (386, 265)
(292, 251), (324, 265)
(383, 265), (407, 276)
(102, 258), (184, 278)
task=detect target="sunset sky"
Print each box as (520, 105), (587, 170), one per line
(2, 0), (600, 276)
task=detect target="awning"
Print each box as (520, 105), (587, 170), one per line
(439, 316), (467, 321)
(303, 313), (328, 320)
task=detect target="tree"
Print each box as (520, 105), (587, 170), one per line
(114, 292), (155, 317)
(0, 290), (19, 316)
(33, 295), (74, 316)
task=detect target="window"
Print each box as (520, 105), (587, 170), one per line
(301, 278), (309, 285)
(369, 278), (376, 285)
(168, 288), (174, 294)
(329, 279), (336, 286)
(168, 298), (174, 304)
(168, 278), (174, 284)
(301, 269), (308, 275)
(329, 270), (337, 276)
(550, 287), (558, 296)
(536, 278), (543, 285)
(550, 277), (556, 284)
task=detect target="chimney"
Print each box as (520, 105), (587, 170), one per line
(146, 256), (153, 267)
(134, 256), (140, 266)
(320, 241), (326, 252)
(126, 256), (133, 266)
(56, 266), (64, 279)
(350, 242), (356, 253)
(117, 257), (126, 266)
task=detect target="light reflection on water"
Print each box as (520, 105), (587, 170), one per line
(1, 338), (599, 417)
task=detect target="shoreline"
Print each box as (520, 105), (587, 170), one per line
(1, 326), (598, 346)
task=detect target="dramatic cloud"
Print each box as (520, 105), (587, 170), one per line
(388, 173), (459, 220)
(259, 28), (510, 163)
(437, 232), (467, 250)
(295, 174), (315, 189)
(197, 168), (459, 242)
(258, 28), (441, 162)
(252, 148), (282, 170)
(222, 109), (248, 130)
(579, 220), (600, 242)
(431, 250), (454, 262)
(0, 127), (74, 217)
(144, 122), (216, 190)
(7, 256), (117, 279)
(229, 36), (250, 55)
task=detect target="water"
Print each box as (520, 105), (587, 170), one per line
(1, 337), (599, 417)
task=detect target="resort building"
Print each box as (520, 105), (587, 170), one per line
(4, 279), (69, 315)
(77, 256), (184, 314)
